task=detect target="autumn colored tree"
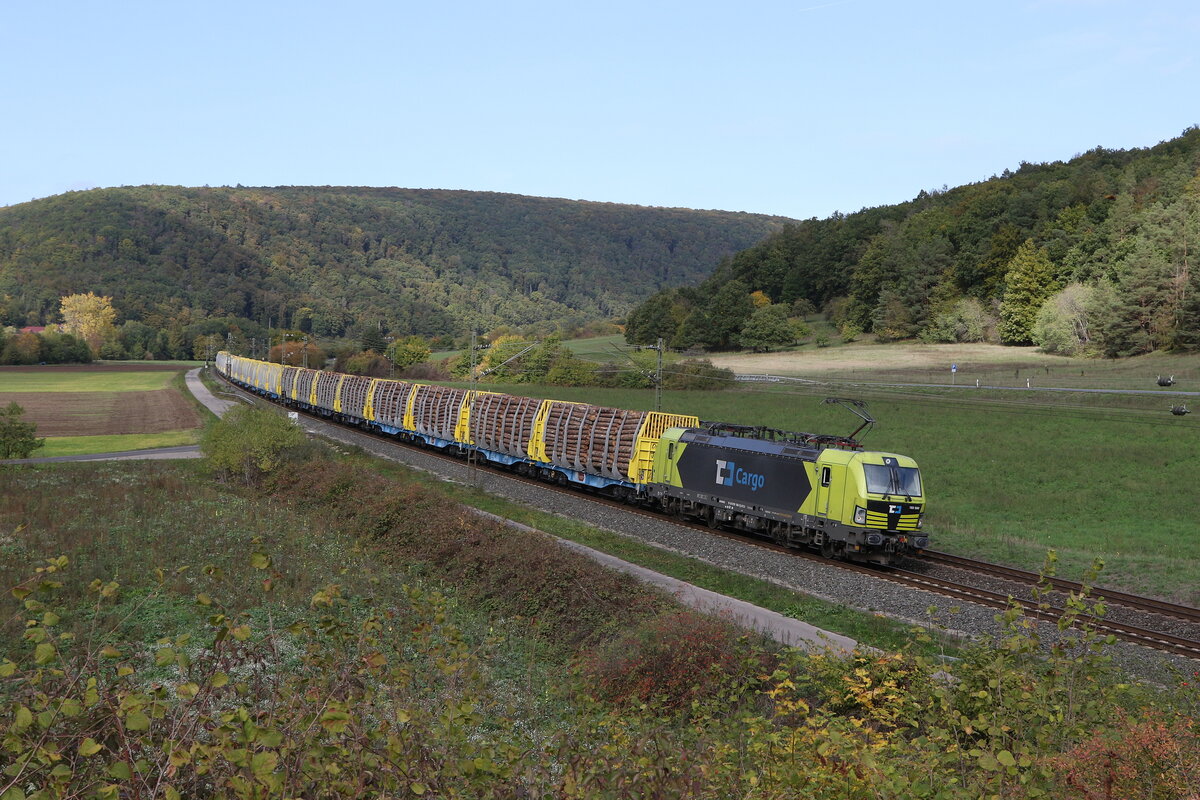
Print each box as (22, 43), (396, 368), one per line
(59, 292), (118, 356)
(748, 290), (772, 308)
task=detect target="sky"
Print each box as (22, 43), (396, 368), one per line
(2, 0), (1198, 221)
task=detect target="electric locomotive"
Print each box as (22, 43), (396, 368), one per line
(648, 421), (925, 565)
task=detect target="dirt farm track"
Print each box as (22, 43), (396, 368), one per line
(1, 364), (201, 436)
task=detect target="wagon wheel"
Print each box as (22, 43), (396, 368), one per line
(821, 537), (835, 559)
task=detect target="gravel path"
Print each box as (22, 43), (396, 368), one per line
(283, 407), (1198, 684)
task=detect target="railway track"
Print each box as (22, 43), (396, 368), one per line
(216, 371), (1200, 660)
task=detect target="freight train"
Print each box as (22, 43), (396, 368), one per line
(215, 352), (927, 565)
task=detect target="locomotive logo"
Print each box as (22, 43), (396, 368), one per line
(715, 459), (765, 492)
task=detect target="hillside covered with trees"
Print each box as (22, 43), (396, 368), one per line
(0, 186), (789, 355)
(627, 127), (1200, 357)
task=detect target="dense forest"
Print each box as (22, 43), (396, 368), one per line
(627, 127), (1200, 357)
(0, 186), (788, 354)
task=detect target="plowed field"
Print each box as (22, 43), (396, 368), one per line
(2, 389), (200, 435)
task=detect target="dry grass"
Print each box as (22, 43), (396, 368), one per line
(706, 342), (1200, 390)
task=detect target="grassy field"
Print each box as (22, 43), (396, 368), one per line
(0, 368), (179, 392)
(33, 430), (200, 458)
(452, 341), (1200, 604)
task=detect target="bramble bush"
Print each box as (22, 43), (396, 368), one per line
(576, 609), (773, 712)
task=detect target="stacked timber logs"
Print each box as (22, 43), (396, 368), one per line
(339, 375), (373, 418)
(411, 385), (467, 440)
(315, 372), (340, 412)
(294, 370), (317, 404)
(542, 401), (647, 480)
(281, 366), (300, 399)
(470, 393), (542, 456)
(373, 380), (414, 428)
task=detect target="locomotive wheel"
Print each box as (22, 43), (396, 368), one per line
(706, 507), (720, 529)
(820, 538), (835, 559)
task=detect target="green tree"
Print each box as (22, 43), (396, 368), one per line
(737, 304), (795, 351)
(0, 401), (45, 459)
(360, 325), (387, 354)
(998, 240), (1059, 344)
(624, 290), (683, 346)
(706, 280), (755, 349)
(386, 335), (432, 372)
(201, 406), (306, 486)
(921, 297), (992, 343)
(1, 331), (41, 365)
(1032, 283), (1098, 355)
(39, 330), (92, 364)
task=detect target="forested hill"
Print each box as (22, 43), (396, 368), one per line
(627, 127), (1200, 357)
(0, 186), (789, 337)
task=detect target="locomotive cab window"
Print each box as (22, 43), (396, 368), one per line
(863, 464), (922, 497)
(820, 466), (831, 487)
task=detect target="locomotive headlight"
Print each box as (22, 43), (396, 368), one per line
(853, 507), (866, 525)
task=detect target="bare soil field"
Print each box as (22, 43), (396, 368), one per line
(3, 389), (201, 436)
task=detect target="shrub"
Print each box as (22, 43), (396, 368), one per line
(662, 358), (733, 390)
(921, 297), (992, 343)
(577, 609), (772, 710)
(0, 401), (45, 459)
(1050, 710), (1200, 798)
(200, 405), (307, 485)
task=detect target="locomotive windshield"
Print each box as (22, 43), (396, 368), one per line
(863, 464), (922, 497)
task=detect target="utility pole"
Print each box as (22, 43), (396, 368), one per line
(655, 336), (664, 413)
(632, 337), (665, 411)
(468, 331), (479, 486)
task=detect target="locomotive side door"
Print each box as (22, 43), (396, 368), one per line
(815, 462), (846, 519)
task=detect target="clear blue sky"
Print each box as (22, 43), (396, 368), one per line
(3, 0), (1197, 220)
